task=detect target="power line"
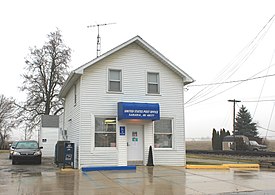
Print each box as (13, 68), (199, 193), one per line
(185, 15), (275, 106)
(265, 102), (275, 139)
(188, 72), (275, 87)
(257, 125), (275, 133)
(212, 15), (275, 84)
(253, 50), (275, 118)
(242, 99), (275, 102)
(185, 63), (275, 107)
(185, 68), (275, 107)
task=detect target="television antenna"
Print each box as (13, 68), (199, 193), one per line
(87, 22), (116, 57)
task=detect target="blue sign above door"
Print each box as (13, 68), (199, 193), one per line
(118, 102), (160, 121)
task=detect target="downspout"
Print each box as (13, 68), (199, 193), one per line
(182, 78), (186, 166)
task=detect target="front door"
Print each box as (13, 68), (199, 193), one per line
(127, 125), (144, 164)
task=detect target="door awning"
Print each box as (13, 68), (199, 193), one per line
(118, 102), (160, 121)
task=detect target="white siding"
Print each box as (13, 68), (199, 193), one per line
(117, 121), (127, 166)
(144, 122), (154, 165)
(58, 113), (65, 140)
(40, 127), (59, 157)
(63, 79), (81, 167)
(77, 43), (186, 167)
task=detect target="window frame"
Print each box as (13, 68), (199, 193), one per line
(154, 118), (173, 149)
(94, 117), (117, 148)
(147, 72), (160, 94)
(108, 69), (122, 92)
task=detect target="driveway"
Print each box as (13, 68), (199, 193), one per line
(1, 152), (275, 194)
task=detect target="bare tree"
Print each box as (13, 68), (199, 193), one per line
(0, 95), (17, 148)
(19, 29), (71, 135)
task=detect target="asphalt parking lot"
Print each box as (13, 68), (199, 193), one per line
(1, 153), (275, 194)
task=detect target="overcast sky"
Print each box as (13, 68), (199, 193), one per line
(1, 0), (275, 140)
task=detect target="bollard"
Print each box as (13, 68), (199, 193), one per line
(147, 145), (154, 166)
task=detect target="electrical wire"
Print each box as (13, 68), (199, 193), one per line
(242, 99), (275, 102)
(187, 20), (273, 105)
(188, 71), (275, 87)
(221, 106), (231, 129)
(185, 65), (275, 107)
(212, 15), (274, 84)
(253, 50), (275, 118)
(185, 15), (275, 107)
(258, 125), (275, 133)
(265, 102), (275, 139)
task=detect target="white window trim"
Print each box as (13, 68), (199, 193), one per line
(94, 147), (117, 152)
(146, 72), (160, 95)
(107, 68), (123, 93)
(153, 118), (174, 150)
(93, 115), (118, 150)
(91, 113), (95, 153)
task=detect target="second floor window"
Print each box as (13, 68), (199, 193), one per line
(108, 69), (122, 92)
(147, 72), (159, 94)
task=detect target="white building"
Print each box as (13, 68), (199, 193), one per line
(59, 36), (194, 169)
(40, 115), (60, 157)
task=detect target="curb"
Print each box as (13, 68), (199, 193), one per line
(81, 165), (136, 172)
(186, 164), (260, 169)
(186, 165), (229, 169)
(60, 168), (75, 172)
(225, 164), (259, 168)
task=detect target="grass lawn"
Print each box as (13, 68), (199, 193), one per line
(186, 154), (259, 164)
(186, 140), (275, 152)
(186, 161), (220, 165)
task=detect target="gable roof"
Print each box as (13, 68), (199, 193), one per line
(59, 35), (194, 98)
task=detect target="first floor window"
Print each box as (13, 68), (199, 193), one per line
(154, 119), (172, 148)
(95, 117), (116, 147)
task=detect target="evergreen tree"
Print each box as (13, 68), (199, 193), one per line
(219, 128), (226, 150)
(212, 128), (230, 150)
(216, 131), (220, 150)
(212, 128), (217, 150)
(235, 105), (258, 138)
(226, 130), (231, 136)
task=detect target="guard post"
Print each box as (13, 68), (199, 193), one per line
(63, 142), (74, 169)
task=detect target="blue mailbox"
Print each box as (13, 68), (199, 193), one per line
(63, 142), (74, 168)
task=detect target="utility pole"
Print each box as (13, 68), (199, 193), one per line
(87, 22), (116, 57)
(228, 99), (241, 150)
